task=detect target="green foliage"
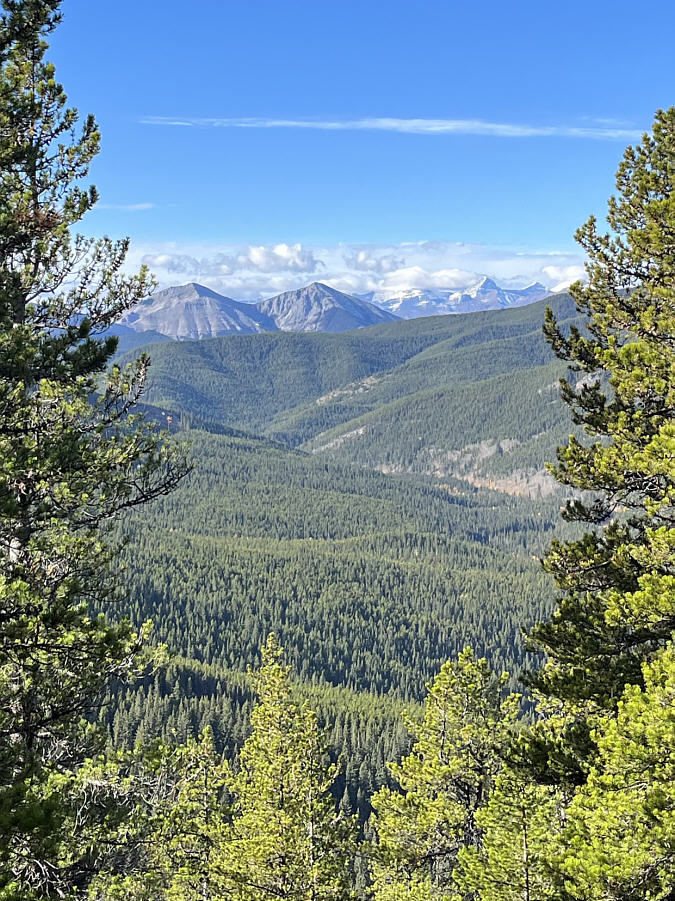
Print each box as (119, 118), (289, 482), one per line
(0, 3), (669, 900)
(0, 2), (186, 896)
(111, 430), (562, 695)
(509, 109), (675, 898)
(453, 771), (560, 901)
(99, 427), (568, 829)
(523, 107), (675, 786)
(87, 730), (231, 901)
(370, 649), (517, 900)
(106, 658), (413, 830)
(90, 641), (361, 900)
(555, 643), (675, 900)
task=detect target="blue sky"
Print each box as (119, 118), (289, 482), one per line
(51, 0), (675, 299)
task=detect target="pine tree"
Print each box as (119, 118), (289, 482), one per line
(370, 649), (517, 901)
(87, 730), (231, 901)
(554, 642), (675, 900)
(524, 107), (675, 782)
(218, 635), (357, 900)
(0, 2), (187, 896)
(453, 771), (560, 901)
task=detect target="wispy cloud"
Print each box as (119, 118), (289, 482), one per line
(97, 202), (156, 211)
(139, 115), (643, 141)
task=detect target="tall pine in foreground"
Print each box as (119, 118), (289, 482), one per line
(0, 1), (187, 897)
(89, 640), (358, 900)
(370, 649), (517, 901)
(513, 108), (675, 899)
(525, 106), (675, 783)
(219, 635), (357, 901)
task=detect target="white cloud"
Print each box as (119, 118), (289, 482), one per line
(343, 248), (405, 274)
(142, 252), (202, 273)
(140, 115), (643, 142)
(379, 265), (477, 292)
(242, 243), (322, 273)
(141, 243), (322, 282)
(127, 240), (585, 301)
(542, 264), (586, 292)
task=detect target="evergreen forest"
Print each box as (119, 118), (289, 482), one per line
(0, 3), (672, 900)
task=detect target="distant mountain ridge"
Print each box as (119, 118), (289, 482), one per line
(118, 277), (556, 342)
(119, 281), (398, 341)
(360, 277), (551, 318)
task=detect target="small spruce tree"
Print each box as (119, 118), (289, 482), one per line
(555, 643), (675, 900)
(453, 771), (560, 901)
(218, 635), (357, 900)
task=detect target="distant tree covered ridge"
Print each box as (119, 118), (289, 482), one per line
(122, 293), (582, 493)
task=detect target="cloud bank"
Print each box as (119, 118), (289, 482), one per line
(127, 240), (586, 301)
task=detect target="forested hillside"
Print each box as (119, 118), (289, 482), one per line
(106, 295), (584, 753)
(98, 289), (592, 819)
(106, 428), (568, 816)
(123, 293), (580, 493)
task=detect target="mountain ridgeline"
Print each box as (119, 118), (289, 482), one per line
(117, 281), (397, 342)
(114, 276), (557, 345)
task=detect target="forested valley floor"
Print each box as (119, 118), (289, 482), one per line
(105, 295), (581, 819)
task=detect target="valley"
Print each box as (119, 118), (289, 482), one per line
(105, 292), (582, 815)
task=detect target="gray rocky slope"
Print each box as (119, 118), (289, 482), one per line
(120, 281), (399, 340)
(118, 278), (554, 341)
(119, 283), (277, 340)
(257, 282), (399, 333)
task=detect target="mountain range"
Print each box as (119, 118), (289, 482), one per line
(116, 277), (556, 343)
(118, 281), (396, 342)
(358, 277), (550, 318)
